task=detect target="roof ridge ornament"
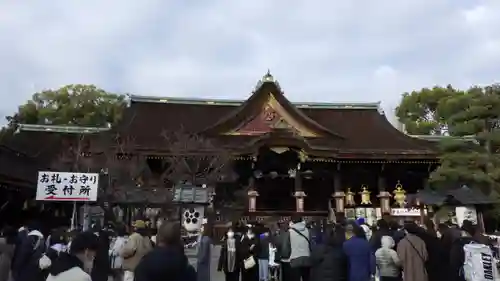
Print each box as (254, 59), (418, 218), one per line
(254, 70), (282, 92)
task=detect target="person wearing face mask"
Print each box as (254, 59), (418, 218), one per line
(46, 231), (99, 281)
(217, 228), (241, 281)
(240, 226), (259, 281)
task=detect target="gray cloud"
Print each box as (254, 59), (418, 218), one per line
(1, 0), (499, 123)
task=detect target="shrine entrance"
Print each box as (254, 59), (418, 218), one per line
(253, 147), (298, 212)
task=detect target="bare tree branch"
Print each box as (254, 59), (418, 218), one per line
(160, 129), (235, 186)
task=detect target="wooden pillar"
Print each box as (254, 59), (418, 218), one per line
(332, 165), (345, 223)
(377, 170), (391, 215)
(294, 164), (306, 212)
(247, 177), (258, 213)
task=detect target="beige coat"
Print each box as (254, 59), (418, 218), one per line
(397, 233), (428, 281)
(121, 232), (152, 271)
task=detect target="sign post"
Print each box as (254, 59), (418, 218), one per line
(37, 171), (99, 229)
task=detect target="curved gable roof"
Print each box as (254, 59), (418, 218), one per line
(202, 72), (344, 139)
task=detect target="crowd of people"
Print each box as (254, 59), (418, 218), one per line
(216, 216), (498, 281)
(0, 215), (497, 281)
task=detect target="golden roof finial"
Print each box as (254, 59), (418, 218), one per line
(263, 69), (274, 82)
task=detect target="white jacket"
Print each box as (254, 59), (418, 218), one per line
(46, 267), (91, 281)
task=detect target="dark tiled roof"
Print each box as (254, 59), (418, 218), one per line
(118, 96), (436, 156)
(0, 131), (64, 185)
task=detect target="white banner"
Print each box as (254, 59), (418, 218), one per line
(391, 208), (422, 217)
(36, 171), (99, 202)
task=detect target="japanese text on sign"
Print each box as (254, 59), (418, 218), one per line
(36, 171), (99, 202)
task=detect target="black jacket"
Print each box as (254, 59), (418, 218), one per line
(255, 234), (270, 259)
(11, 232), (45, 281)
(91, 231), (111, 281)
(449, 237), (475, 281)
(309, 243), (347, 281)
(134, 246), (196, 281)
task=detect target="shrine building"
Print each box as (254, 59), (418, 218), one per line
(2, 71), (459, 225)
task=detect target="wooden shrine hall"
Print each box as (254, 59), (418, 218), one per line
(8, 71), (462, 224)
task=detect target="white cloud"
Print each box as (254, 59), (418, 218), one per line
(1, 0), (500, 122)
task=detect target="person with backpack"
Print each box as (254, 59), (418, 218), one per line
(448, 220), (494, 281)
(11, 222), (46, 281)
(121, 220), (153, 281)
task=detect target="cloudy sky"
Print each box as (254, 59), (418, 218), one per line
(1, 1), (499, 124)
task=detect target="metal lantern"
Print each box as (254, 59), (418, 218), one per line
(360, 185), (371, 205)
(345, 188), (356, 206)
(393, 181), (406, 207)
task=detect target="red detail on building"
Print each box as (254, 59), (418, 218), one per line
(235, 107), (281, 135)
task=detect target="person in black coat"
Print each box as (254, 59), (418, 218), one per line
(310, 227), (347, 281)
(90, 228), (111, 281)
(240, 226), (259, 281)
(134, 221), (196, 281)
(414, 224), (447, 281)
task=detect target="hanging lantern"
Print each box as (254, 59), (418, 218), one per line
(345, 188), (356, 206)
(360, 185), (371, 205)
(393, 181), (406, 207)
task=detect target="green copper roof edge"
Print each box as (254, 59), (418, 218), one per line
(17, 124), (110, 134)
(129, 95), (380, 109)
(410, 135), (477, 142)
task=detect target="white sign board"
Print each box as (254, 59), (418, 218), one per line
(456, 206), (478, 226)
(36, 171), (99, 202)
(391, 208), (422, 217)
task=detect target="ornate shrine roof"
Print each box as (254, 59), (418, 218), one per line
(118, 71), (438, 159)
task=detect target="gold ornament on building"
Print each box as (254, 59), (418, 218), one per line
(345, 188), (355, 206)
(393, 181), (406, 207)
(360, 185), (371, 205)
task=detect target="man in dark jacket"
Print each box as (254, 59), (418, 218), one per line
(11, 222), (46, 281)
(134, 221), (196, 281)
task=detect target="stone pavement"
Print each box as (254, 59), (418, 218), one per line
(186, 245), (225, 281)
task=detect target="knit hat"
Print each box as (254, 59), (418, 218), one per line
(133, 220), (146, 229)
